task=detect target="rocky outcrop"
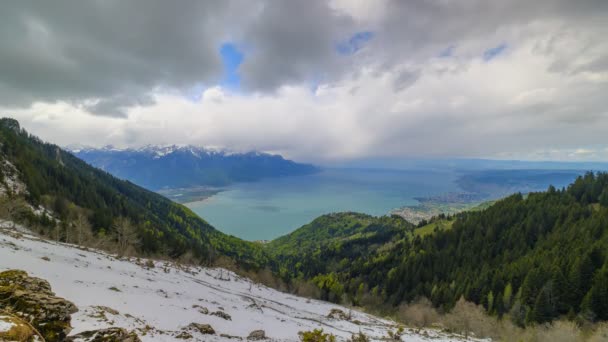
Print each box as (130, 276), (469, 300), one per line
(66, 327), (142, 342)
(247, 329), (267, 340)
(0, 269), (77, 341)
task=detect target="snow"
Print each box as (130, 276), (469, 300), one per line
(0, 227), (487, 342)
(0, 159), (28, 196)
(67, 144), (278, 161)
(0, 315), (16, 332)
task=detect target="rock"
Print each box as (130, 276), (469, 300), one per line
(247, 329), (267, 340)
(210, 310), (231, 320)
(175, 331), (193, 339)
(221, 333), (244, 340)
(186, 323), (215, 335)
(66, 327), (141, 341)
(192, 304), (209, 314)
(0, 269), (78, 341)
(327, 308), (349, 320)
(0, 314), (36, 341)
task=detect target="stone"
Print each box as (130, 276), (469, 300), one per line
(66, 327), (142, 342)
(247, 329), (267, 340)
(0, 269), (78, 341)
(186, 323), (215, 335)
(327, 308), (349, 320)
(210, 310), (231, 320)
(175, 331), (193, 339)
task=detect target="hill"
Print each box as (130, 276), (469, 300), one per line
(71, 145), (319, 190)
(269, 173), (608, 325)
(0, 118), (265, 267)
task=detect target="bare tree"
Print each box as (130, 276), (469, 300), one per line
(71, 212), (93, 245)
(0, 196), (28, 229)
(112, 217), (139, 256)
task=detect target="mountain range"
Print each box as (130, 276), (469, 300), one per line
(69, 144), (319, 190)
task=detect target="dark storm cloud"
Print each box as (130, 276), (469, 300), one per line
(238, 0), (355, 91)
(0, 1), (238, 116)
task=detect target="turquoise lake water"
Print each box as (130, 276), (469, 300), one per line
(186, 168), (461, 241)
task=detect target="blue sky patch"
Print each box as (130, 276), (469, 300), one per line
(483, 43), (507, 61)
(438, 45), (455, 58)
(219, 43), (244, 89)
(337, 31), (374, 55)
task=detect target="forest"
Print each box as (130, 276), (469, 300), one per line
(269, 172), (608, 326)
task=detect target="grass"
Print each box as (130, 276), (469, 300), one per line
(413, 219), (454, 238)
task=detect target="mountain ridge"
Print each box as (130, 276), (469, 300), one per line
(70, 144), (319, 190)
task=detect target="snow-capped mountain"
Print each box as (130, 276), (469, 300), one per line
(68, 145), (319, 190)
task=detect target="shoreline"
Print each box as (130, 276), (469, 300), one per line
(157, 186), (224, 204)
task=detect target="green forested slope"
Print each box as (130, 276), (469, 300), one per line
(270, 173), (608, 325)
(0, 118), (266, 267)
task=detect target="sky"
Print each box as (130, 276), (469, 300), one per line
(1, 0), (608, 163)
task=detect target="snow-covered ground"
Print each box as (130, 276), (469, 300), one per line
(0, 226), (484, 341)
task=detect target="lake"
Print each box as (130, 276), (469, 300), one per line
(186, 168), (461, 241)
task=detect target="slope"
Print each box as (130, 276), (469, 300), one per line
(0, 118), (265, 267)
(0, 225), (482, 342)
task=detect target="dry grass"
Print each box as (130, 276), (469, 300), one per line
(395, 297), (608, 342)
(397, 297), (440, 328)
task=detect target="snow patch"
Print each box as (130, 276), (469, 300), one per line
(0, 315), (16, 332)
(0, 227), (487, 342)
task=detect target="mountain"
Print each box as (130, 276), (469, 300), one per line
(0, 118), (265, 266)
(269, 173), (608, 325)
(70, 145), (319, 190)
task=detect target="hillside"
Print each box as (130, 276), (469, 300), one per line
(267, 213), (414, 285)
(269, 173), (608, 326)
(0, 118), (265, 267)
(71, 145), (319, 190)
(0, 225), (481, 342)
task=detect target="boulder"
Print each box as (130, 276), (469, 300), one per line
(186, 323), (215, 335)
(327, 308), (349, 320)
(0, 270), (78, 341)
(66, 327), (141, 342)
(210, 310), (232, 320)
(247, 329), (267, 340)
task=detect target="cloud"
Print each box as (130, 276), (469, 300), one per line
(0, 1), (243, 116)
(1, 0), (608, 161)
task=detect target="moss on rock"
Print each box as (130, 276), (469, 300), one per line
(0, 314), (36, 341)
(0, 269), (77, 341)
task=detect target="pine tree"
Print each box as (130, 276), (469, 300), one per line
(531, 287), (554, 323)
